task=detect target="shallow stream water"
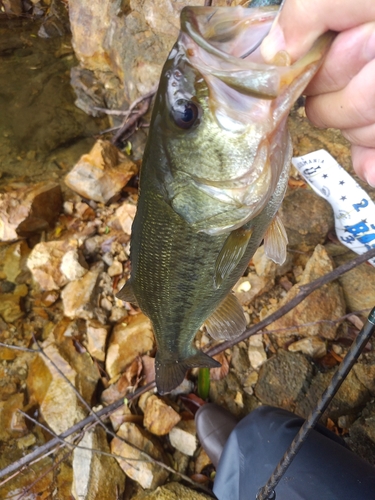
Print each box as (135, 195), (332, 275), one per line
(0, 16), (108, 188)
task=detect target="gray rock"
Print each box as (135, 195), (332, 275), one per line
(332, 251), (375, 312)
(295, 370), (370, 422)
(209, 371), (259, 418)
(132, 481), (212, 500)
(255, 350), (314, 411)
(279, 188), (334, 250)
(347, 401), (375, 466)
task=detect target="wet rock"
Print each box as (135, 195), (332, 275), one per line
(143, 395), (181, 436)
(72, 426), (125, 500)
(332, 251), (375, 312)
(27, 239), (88, 290)
(85, 320), (110, 362)
(255, 350), (314, 411)
(65, 140), (137, 203)
(169, 420), (197, 456)
(288, 337), (327, 359)
(279, 188), (334, 250)
(0, 182), (62, 241)
(295, 370), (370, 421)
(266, 245), (346, 340)
(61, 262), (104, 320)
(131, 481), (212, 500)
(111, 422), (169, 489)
(106, 313), (154, 380)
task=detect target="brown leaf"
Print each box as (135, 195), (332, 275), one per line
(189, 474), (210, 483)
(210, 352), (229, 381)
(142, 355), (155, 385)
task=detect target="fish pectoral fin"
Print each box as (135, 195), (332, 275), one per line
(263, 213), (288, 265)
(116, 281), (138, 305)
(204, 293), (246, 341)
(214, 228), (253, 289)
(155, 352), (220, 395)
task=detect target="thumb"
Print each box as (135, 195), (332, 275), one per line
(261, 0), (324, 62)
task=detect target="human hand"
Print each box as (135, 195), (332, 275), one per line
(260, 0), (375, 187)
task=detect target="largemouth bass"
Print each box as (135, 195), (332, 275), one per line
(118, 6), (333, 394)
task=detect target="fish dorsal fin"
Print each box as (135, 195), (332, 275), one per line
(205, 292), (246, 341)
(116, 281), (138, 305)
(214, 228), (253, 289)
(263, 213), (288, 265)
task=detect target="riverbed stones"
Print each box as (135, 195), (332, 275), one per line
(0, 182), (62, 241)
(266, 245), (346, 341)
(255, 350), (314, 411)
(143, 395), (181, 436)
(72, 426), (125, 500)
(111, 422), (169, 489)
(106, 313), (154, 380)
(65, 140), (137, 203)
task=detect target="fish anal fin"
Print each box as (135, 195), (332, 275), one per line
(214, 228), (253, 289)
(116, 281), (138, 305)
(205, 293), (246, 341)
(155, 352), (220, 395)
(264, 213), (288, 265)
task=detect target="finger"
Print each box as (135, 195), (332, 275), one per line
(305, 58), (375, 129)
(342, 123), (375, 149)
(261, 0), (375, 61)
(305, 23), (375, 95)
(351, 144), (375, 187)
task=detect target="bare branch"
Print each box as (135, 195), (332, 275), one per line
(206, 248), (375, 357)
(1, 247), (374, 487)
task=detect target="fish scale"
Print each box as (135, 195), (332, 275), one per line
(117, 6), (334, 394)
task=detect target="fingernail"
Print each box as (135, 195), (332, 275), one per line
(364, 24), (375, 61)
(365, 172), (375, 188)
(261, 24), (286, 62)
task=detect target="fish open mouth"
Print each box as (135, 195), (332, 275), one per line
(179, 6), (333, 131)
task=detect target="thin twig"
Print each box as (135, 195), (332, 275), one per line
(263, 308), (371, 335)
(96, 85), (157, 143)
(112, 98), (152, 144)
(1, 248), (374, 486)
(206, 248), (375, 357)
(19, 338), (209, 491)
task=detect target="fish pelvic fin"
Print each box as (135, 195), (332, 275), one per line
(263, 213), (288, 265)
(205, 292), (246, 341)
(214, 227), (253, 289)
(116, 281), (138, 305)
(155, 352), (220, 395)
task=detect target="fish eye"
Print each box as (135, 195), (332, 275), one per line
(171, 99), (199, 129)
